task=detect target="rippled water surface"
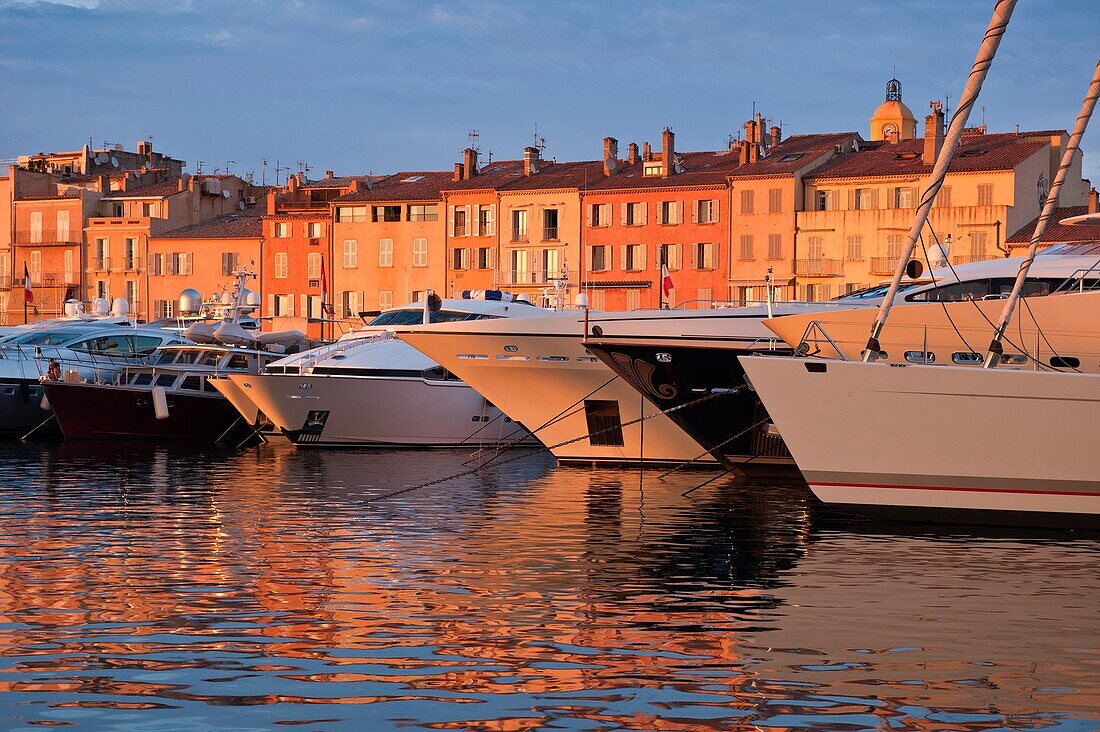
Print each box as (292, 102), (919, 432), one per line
(0, 440), (1097, 730)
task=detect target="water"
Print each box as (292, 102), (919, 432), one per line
(0, 441), (1097, 731)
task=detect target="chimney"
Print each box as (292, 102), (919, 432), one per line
(1090, 187), (1099, 214)
(642, 141), (651, 160)
(738, 140), (750, 166)
(603, 136), (618, 176)
(325, 169), (334, 179)
(287, 173), (300, 192)
(453, 162), (464, 182)
(923, 100), (945, 165)
(188, 175), (198, 193)
(349, 179), (362, 193)
(137, 140), (151, 156)
(119, 172), (133, 191)
(523, 146), (540, 176)
(463, 147), (478, 180)
(627, 142), (639, 165)
(266, 188), (277, 214)
(177, 174), (188, 193)
(661, 128), (675, 177)
(770, 125), (782, 149)
(744, 120), (758, 163)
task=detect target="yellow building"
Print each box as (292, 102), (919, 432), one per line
(869, 78), (917, 142)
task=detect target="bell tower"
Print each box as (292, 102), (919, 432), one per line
(870, 78), (917, 142)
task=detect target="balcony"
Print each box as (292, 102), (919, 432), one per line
(542, 226), (558, 241)
(14, 230), (82, 246)
(870, 256), (901, 276)
(9, 272), (81, 289)
(794, 258), (844, 277)
(275, 200), (330, 212)
(952, 254), (998, 265)
(87, 216), (151, 228)
(494, 269), (578, 287)
(510, 230), (528, 243)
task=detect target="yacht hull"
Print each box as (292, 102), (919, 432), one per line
(397, 330), (718, 465)
(739, 355), (1100, 525)
(44, 381), (256, 444)
(207, 376), (265, 426)
(0, 378), (56, 437)
(582, 339), (794, 468)
(228, 372), (534, 447)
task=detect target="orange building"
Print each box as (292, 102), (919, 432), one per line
(262, 172), (366, 338)
(331, 172), (452, 313)
(147, 209), (265, 320)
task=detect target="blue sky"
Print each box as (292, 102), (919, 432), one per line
(2, 0), (1098, 185)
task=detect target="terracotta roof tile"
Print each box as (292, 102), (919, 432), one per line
(807, 131), (1053, 180)
(102, 179), (182, 198)
(497, 160), (606, 192)
(728, 133), (859, 178)
(1006, 205), (1095, 245)
(154, 209), (264, 239)
(585, 150), (742, 190)
(301, 175), (375, 189)
(334, 171), (455, 202)
(444, 160), (526, 190)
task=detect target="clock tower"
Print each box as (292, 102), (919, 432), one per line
(870, 78), (917, 142)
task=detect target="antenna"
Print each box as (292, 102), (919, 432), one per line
(261, 158), (267, 186)
(467, 129), (480, 151)
(225, 160), (236, 175)
(532, 122), (546, 152)
(196, 160), (205, 174)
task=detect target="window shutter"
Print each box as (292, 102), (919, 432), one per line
(585, 246), (593, 271)
(690, 201), (698, 223)
(712, 199), (720, 223)
(909, 187), (919, 207)
(300, 294), (307, 317)
(167, 253), (177, 275)
(586, 204), (594, 226)
(487, 206), (495, 235)
(464, 205), (472, 236)
(870, 189), (880, 209)
(448, 206), (456, 236)
(620, 202), (627, 225)
(619, 245), (628, 271)
(676, 201), (684, 224)
(286, 295), (294, 317)
(848, 189), (857, 210)
(640, 244), (648, 270)
(267, 293), (275, 316)
(886, 188), (895, 209)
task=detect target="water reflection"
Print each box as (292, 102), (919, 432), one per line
(0, 442), (1096, 729)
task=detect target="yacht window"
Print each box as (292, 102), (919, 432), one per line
(584, 400), (625, 447)
(226, 354), (250, 370)
(422, 366), (448, 381)
(132, 373), (154, 386)
(203, 379), (219, 392)
(834, 282), (921, 300)
(904, 350), (935, 364)
(1000, 354), (1029, 366)
(368, 310), (424, 326)
(180, 376), (202, 390)
(157, 351), (177, 365)
(907, 280), (990, 302)
(951, 352), (983, 365)
(7, 330), (83, 346)
(131, 336), (164, 356)
(200, 351), (223, 367)
(1050, 356), (1080, 369)
(175, 352), (198, 364)
(154, 374), (176, 387)
(71, 335), (131, 355)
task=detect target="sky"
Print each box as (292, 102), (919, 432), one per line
(2, 0), (1098, 185)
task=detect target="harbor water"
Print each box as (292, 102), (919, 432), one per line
(0, 441), (1097, 730)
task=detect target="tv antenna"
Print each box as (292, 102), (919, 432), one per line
(296, 161), (311, 175)
(196, 160), (205, 173)
(468, 129), (480, 151)
(225, 160), (236, 175)
(532, 122), (546, 152)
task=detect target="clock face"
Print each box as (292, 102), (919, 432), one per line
(882, 123), (898, 137)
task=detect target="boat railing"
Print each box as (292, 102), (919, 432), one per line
(1052, 265), (1100, 295)
(0, 344), (155, 382)
(295, 330), (394, 373)
(794, 320), (850, 361)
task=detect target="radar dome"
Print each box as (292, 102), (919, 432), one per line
(91, 297), (110, 316)
(111, 297), (129, 317)
(178, 288), (202, 315)
(220, 290), (233, 305)
(63, 300), (80, 317)
(574, 293), (590, 309)
(244, 290), (261, 307)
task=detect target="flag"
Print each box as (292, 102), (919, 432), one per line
(23, 263), (32, 304)
(661, 263), (674, 297)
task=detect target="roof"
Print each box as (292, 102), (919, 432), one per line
(807, 131), (1054, 180)
(334, 171), (456, 202)
(301, 175), (375, 189)
(102, 179), (182, 198)
(584, 150), (743, 191)
(728, 133), (859, 178)
(1006, 205), (1095, 246)
(154, 209), (264, 239)
(497, 160), (606, 192)
(444, 160), (526, 191)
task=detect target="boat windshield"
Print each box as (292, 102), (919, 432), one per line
(834, 282), (923, 301)
(368, 310), (488, 326)
(4, 330), (85, 346)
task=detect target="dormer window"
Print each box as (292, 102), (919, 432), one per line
(643, 163), (664, 177)
(780, 153), (804, 162)
(960, 149), (988, 157)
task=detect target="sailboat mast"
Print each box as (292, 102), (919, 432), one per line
(862, 0), (1017, 363)
(982, 60), (1100, 368)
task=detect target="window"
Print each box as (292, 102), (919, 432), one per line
(64, 249), (74, 283)
(56, 210), (70, 241)
(806, 236), (824, 261)
(154, 299), (173, 319)
(373, 205), (401, 222)
(96, 280), (107, 299)
(379, 238), (393, 267)
(740, 189), (754, 214)
(541, 248), (561, 281)
(625, 289), (641, 310)
(970, 232), (988, 258)
(589, 203), (611, 227)
(124, 238), (138, 270)
(511, 209), (528, 241)
(221, 251), (239, 276)
(623, 244), (645, 271)
(937, 185), (953, 208)
(886, 235), (904, 260)
(175, 252), (193, 276)
(476, 247), (492, 269)
(894, 187), (914, 208)
(803, 283), (830, 302)
(307, 252), (322, 279)
(110, 203), (124, 217)
(29, 211), (42, 243)
(768, 234), (782, 259)
(95, 238), (109, 270)
(307, 222), (323, 238)
(149, 253), (164, 276)
(590, 245), (609, 272)
(343, 239), (357, 268)
(780, 153), (804, 162)
(510, 249), (528, 283)
(142, 202), (156, 217)
(408, 204), (438, 221)
(126, 279), (138, 307)
(274, 222), (290, 238)
(661, 243), (683, 270)
(977, 184), (994, 206)
(694, 199), (718, 224)
(342, 290), (364, 318)
(413, 238), (428, 267)
(693, 242), (717, 270)
(624, 202), (646, 226)
(336, 206), (367, 222)
(855, 188), (878, 210)
(659, 201), (682, 225)
(274, 252), (288, 279)
(584, 400), (624, 447)
(909, 280), (990, 302)
(739, 235), (754, 260)
(452, 248), (470, 270)
(29, 251), (41, 284)
(846, 235), (863, 261)
(589, 290), (606, 310)
(697, 288), (713, 307)
(453, 206), (468, 237)
(543, 208), (559, 240)
(815, 190), (836, 211)
(478, 207), (494, 236)
(768, 188), (783, 213)
(378, 290), (393, 310)
(845, 282), (865, 295)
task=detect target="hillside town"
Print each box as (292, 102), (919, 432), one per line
(2, 79), (1093, 337)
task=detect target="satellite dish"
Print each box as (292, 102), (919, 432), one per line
(245, 291), (261, 307)
(178, 288), (202, 314)
(110, 157), (119, 168)
(905, 259), (924, 279)
(604, 157), (617, 172)
(238, 200), (246, 210)
(222, 189), (231, 199)
(114, 144), (123, 151)
(95, 152), (109, 164)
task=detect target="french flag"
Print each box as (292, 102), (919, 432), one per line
(23, 262), (32, 304)
(661, 262), (674, 297)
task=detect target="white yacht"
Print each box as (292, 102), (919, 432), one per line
(0, 303), (189, 436)
(220, 293), (555, 447)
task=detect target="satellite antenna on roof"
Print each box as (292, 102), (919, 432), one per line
(95, 152), (109, 164)
(110, 157), (119, 168)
